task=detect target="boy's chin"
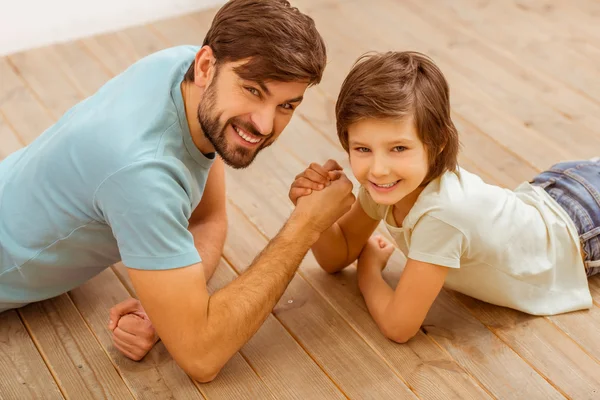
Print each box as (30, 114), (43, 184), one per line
(367, 188), (404, 206)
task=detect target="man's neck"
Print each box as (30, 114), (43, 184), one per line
(180, 80), (215, 155)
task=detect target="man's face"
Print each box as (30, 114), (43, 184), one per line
(197, 61), (308, 169)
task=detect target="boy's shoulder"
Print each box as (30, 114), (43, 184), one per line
(407, 168), (506, 228)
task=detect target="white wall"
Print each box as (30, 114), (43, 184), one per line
(0, 0), (227, 56)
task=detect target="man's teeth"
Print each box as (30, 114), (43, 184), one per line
(234, 125), (260, 144)
(375, 181), (398, 188)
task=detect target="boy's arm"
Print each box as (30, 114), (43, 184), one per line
(312, 198), (379, 273)
(357, 239), (449, 343)
(188, 157), (227, 280)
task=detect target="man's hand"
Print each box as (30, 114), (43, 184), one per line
(108, 298), (159, 361)
(289, 159), (344, 205)
(293, 171), (355, 234)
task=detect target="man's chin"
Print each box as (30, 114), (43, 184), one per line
(217, 151), (257, 169)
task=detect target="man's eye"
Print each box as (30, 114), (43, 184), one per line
(246, 87), (260, 97)
(281, 103), (295, 110)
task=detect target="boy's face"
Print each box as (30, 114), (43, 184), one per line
(197, 60), (308, 169)
(347, 117), (429, 206)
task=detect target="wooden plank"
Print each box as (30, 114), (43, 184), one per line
(69, 269), (207, 400)
(225, 202), (491, 400)
(455, 293), (600, 399)
(113, 261), (345, 399)
(420, 290), (563, 399)
(51, 42), (113, 97)
(18, 296), (133, 399)
(0, 310), (64, 399)
(8, 48), (84, 118)
(414, 0), (600, 104)
(81, 33), (138, 76)
(393, 0), (600, 150)
(0, 58), (54, 144)
(0, 115), (23, 160)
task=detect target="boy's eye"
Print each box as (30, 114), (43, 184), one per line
(355, 147), (370, 153)
(393, 146), (407, 152)
(245, 87), (260, 97)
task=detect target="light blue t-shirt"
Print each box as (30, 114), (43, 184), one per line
(0, 45), (214, 312)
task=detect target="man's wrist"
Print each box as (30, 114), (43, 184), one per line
(287, 211), (321, 246)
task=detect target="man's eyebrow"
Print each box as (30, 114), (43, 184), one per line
(256, 80), (272, 96)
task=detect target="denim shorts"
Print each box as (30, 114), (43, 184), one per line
(530, 159), (600, 277)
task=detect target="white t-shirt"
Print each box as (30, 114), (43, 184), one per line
(358, 168), (593, 316)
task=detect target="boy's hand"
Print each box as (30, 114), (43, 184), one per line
(357, 235), (395, 275)
(108, 298), (159, 361)
(289, 159), (344, 205)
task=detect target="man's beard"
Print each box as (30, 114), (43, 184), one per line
(197, 84), (272, 169)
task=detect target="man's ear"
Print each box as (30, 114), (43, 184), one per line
(193, 45), (217, 88)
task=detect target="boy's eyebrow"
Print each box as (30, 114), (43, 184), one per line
(286, 95), (304, 103)
(349, 138), (413, 146)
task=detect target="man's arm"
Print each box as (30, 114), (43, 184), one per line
(127, 175), (355, 382)
(189, 157), (227, 280)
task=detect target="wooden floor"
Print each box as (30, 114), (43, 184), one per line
(2, 0), (600, 398)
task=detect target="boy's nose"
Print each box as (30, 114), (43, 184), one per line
(370, 157), (391, 177)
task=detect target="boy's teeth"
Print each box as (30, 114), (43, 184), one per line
(376, 181), (397, 188)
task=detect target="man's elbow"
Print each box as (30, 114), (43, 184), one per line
(184, 355), (223, 383)
(189, 366), (220, 383)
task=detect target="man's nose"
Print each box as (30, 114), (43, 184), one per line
(250, 107), (276, 136)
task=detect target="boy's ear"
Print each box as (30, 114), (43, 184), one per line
(193, 45), (217, 88)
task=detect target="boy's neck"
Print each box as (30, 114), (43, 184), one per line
(392, 186), (426, 227)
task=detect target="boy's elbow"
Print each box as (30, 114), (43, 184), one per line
(381, 324), (417, 344)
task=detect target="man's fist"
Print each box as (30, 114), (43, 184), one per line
(108, 298), (159, 361)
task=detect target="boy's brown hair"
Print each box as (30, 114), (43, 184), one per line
(185, 0), (326, 86)
(336, 51), (460, 183)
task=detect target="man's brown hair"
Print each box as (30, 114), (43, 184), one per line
(335, 51), (460, 183)
(185, 0), (326, 86)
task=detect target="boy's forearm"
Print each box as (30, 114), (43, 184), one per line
(358, 267), (395, 336)
(190, 216), (228, 280)
(311, 222), (351, 273)
(198, 214), (319, 374)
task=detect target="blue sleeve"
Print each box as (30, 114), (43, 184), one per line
(94, 159), (201, 270)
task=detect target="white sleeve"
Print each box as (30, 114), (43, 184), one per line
(407, 215), (467, 269)
(357, 185), (385, 221)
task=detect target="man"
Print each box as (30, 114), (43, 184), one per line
(0, 0), (354, 382)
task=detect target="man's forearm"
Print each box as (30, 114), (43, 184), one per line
(190, 217), (227, 280)
(197, 214), (318, 374)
